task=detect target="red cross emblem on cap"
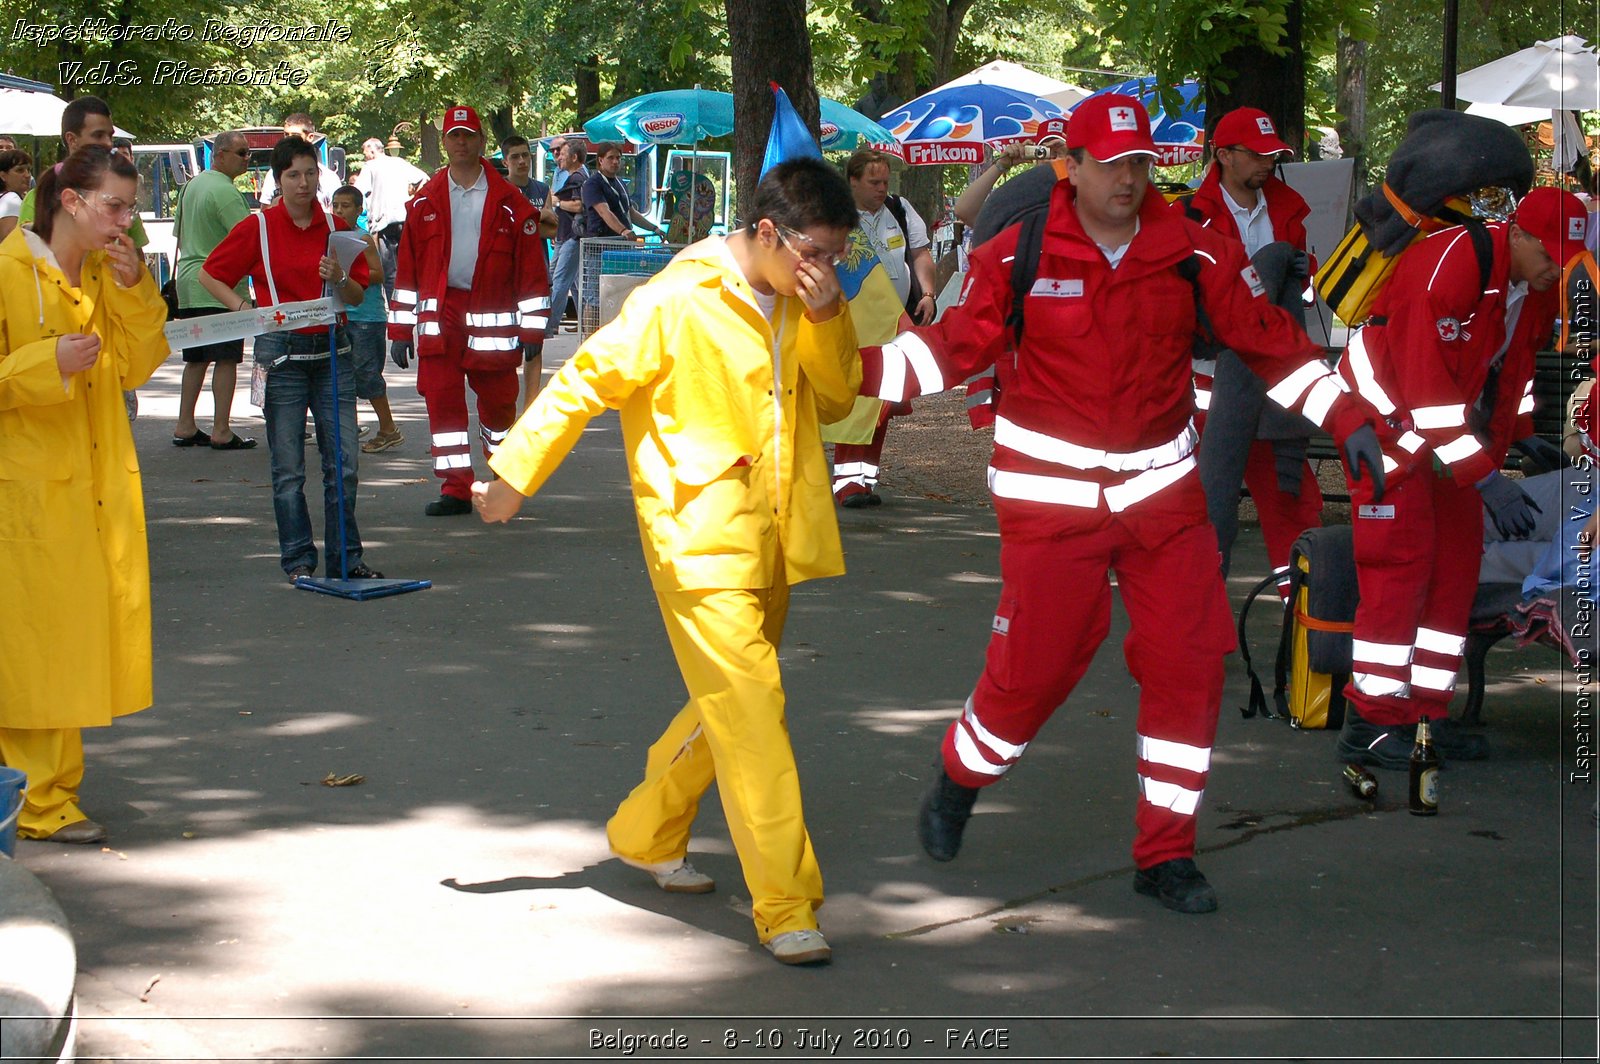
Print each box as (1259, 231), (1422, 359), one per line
(454, 109), (467, 121)
(1111, 107), (1133, 123)
(1257, 116), (1275, 134)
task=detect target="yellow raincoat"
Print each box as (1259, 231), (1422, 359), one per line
(490, 236), (861, 591)
(0, 228), (171, 729)
(490, 235), (859, 943)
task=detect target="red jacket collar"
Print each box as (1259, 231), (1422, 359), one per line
(1043, 179), (1193, 269)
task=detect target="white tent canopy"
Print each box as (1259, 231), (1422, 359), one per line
(939, 60), (1089, 111)
(0, 86), (134, 137)
(1434, 34), (1599, 110)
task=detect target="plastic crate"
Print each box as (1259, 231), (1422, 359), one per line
(578, 238), (683, 339)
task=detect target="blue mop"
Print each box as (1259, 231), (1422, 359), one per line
(296, 247), (430, 601)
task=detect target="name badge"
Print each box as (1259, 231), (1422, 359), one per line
(1030, 277), (1084, 298)
(1357, 504), (1396, 520)
(886, 233), (905, 250)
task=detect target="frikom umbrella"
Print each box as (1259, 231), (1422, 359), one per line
(881, 83), (1065, 166)
(1435, 35), (1600, 110)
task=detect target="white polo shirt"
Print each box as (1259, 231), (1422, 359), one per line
(446, 165), (488, 290)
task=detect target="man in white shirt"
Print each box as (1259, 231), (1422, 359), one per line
(353, 136), (428, 300)
(829, 149), (938, 507)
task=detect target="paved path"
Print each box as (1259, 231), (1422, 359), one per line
(9, 336), (1595, 1062)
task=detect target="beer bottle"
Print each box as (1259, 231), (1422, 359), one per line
(1409, 718), (1439, 816)
(1343, 763), (1378, 800)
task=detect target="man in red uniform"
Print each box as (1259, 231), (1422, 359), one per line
(1335, 187), (1584, 769)
(388, 105), (550, 516)
(1181, 107), (1322, 595)
(860, 95), (1386, 913)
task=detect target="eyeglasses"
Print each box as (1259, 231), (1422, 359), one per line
(776, 225), (847, 268)
(74, 190), (135, 223)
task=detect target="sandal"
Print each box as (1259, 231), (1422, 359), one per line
(172, 430), (210, 447)
(210, 434), (258, 450)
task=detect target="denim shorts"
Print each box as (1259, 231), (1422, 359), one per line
(344, 320), (387, 399)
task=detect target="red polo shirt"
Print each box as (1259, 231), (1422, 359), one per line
(204, 203), (371, 335)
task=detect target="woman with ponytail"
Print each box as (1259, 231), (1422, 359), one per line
(0, 145), (172, 843)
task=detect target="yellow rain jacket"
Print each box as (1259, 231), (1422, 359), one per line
(490, 237), (861, 591)
(0, 228), (171, 728)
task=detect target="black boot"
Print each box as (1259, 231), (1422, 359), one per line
(918, 767), (979, 862)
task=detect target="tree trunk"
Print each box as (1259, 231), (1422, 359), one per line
(575, 57), (602, 128)
(420, 111), (440, 171)
(726, 0), (820, 222)
(1207, 0), (1305, 155)
(1336, 33), (1368, 201)
(489, 106), (516, 148)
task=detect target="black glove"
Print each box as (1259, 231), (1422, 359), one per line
(1478, 470), (1542, 539)
(1341, 423), (1386, 503)
(389, 340), (412, 369)
(1289, 249), (1312, 281)
(1514, 434), (1565, 474)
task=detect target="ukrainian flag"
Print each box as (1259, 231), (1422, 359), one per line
(760, 83), (912, 445)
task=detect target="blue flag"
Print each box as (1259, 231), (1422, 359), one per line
(761, 82), (822, 177)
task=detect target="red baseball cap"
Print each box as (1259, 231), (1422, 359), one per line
(1035, 117), (1068, 146)
(443, 106), (482, 135)
(1212, 107), (1293, 157)
(1513, 186), (1588, 267)
(1068, 94), (1157, 162)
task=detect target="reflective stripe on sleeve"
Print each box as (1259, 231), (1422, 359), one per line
(1264, 360), (1330, 409)
(393, 288), (418, 305)
(1412, 403), (1467, 430)
(467, 335), (521, 351)
(1300, 375), (1347, 427)
(1396, 431), (1426, 454)
(1344, 329), (1398, 416)
(388, 310), (418, 325)
(1434, 434), (1484, 465)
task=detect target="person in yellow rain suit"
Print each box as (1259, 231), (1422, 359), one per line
(473, 158), (860, 966)
(0, 146), (172, 844)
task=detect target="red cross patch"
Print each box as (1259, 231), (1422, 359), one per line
(1436, 317), (1461, 341)
(523, 218), (538, 236)
(1108, 107), (1137, 131)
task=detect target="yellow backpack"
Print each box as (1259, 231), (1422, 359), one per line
(1314, 190), (1485, 326)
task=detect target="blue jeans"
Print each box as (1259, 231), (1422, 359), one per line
(258, 330), (364, 576)
(545, 237), (580, 337)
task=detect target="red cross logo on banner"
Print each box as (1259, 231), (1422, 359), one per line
(273, 310), (286, 326)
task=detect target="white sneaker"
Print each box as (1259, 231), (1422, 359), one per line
(764, 929), (831, 966)
(614, 854), (715, 894)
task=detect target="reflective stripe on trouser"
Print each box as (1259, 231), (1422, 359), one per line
(832, 417), (890, 496)
(415, 290), (520, 501)
(937, 517), (1234, 868)
(606, 573), (823, 943)
(1347, 463), (1482, 725)
(0, 726), (88, 838)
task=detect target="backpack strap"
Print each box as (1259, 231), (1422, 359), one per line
(1237, 570), (1290, 719)
(1174, 252), (1222, 351)
(1005, 204), (1049, 346)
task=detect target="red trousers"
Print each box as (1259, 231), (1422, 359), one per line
(1246, 440), (1323, 592)
(940, 515), (1236, 868)
(832, 417), (891, 498)
(1346, 464), (1482, 726)
(416, 290), (520, 501)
